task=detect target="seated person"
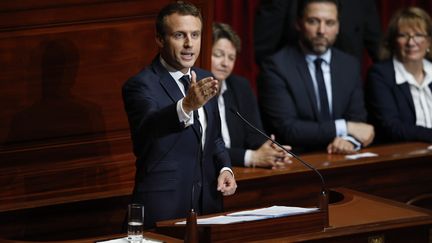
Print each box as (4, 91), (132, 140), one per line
(366, 7), (432, 143)
(258, 0), (375, 154)
(211, 22), (292, 168)
(254, 0), (381, 65)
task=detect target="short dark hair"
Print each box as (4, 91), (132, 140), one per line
(379, 7), (432, 60)
(297, 0), (340, 19)
(156, 1), (202, 38)
(212, 22), (241, 53)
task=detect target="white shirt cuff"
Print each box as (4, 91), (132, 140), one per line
(341, 135), (362, 151)
(177, 98), (193, 127)
(335, 119), (347, 137)
(220, 167), (234, 177)
(244, 149), (253, 167)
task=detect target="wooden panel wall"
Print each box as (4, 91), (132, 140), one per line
(0, 0), (213, 240)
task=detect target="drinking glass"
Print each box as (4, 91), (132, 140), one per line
(127, 204), (144, 243)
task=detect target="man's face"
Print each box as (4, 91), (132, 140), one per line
(297, 2), (339, 55)
(157, 13), (202, 73)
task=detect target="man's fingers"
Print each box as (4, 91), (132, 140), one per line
(191, 70), (197, 83)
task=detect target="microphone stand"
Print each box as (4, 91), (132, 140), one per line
(185, 112), (202, 243)
(231, 109), (329, 228)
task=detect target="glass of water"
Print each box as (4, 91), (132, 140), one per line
(127, 204), (144, 243)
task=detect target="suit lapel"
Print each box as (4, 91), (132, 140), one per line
(152, 58), (185, 103)
(330, 53), (342, 119)
(399, 82), (415, 114)
(294, 48), (320, 120)
(201, 102), (210, 151)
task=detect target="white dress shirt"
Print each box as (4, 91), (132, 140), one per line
(394, 57), (432, 128)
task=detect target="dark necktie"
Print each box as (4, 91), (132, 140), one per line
(314, 58), (331, 120)
(180, 75), (203, 212)
(180, 75), (191, 94)
(179, 75), (202, 136)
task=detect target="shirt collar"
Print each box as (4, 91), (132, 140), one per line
(305, 49), (332, 65)
(159, 56), (191, 81)
(423, 59), (432, 87)
(219, 79), (228, 96)
(394, 57), (432, 87)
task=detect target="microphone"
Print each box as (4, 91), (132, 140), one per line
(185, 113), (202, 243)
(229, 108), (329, 227)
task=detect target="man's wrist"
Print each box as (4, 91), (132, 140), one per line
(341, 135), (361, 151)
(220, 167), (234, 178)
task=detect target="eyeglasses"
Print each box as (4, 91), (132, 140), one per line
(396, 33), (429, 43)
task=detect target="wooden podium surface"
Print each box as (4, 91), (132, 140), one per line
(258, 188), (432, 242)
(226, 142), (432, 211)
(157, 188), (432, 243)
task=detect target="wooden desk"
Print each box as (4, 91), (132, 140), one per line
(226, 142), (432, 211)
(157, 188), (432, 242)
(0, 232), (181, 243)
(251, 188), (432, 242)
(1, 142), (430, 241)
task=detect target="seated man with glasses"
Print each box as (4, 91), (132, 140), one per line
(366, 7), (432, 143)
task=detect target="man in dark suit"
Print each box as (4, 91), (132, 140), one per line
(122, 2), (236, 228)
(254, 0), (381, 65)
(258, 0), (374, 154)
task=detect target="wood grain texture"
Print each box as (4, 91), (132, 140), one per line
(226, 142), (432, 211)
(0, 0), (213, 241)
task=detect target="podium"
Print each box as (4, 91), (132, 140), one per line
(157, 189), (331, 242)
(156, 188), (432, 243)
(157, 208), (325, 242)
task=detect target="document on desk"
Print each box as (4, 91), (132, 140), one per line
(96, 237), (162, 243)
(175, 206), (319, 225)
(227, 206), (319, 217)
(345, 152), (378, 160)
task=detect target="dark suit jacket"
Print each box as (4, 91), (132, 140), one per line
(366, 60), (432, 143)
(258, 46), (367, 153)
(122, 56), (231, 228)
(254, 0), (381, 64)
(222, 75), (266, 166)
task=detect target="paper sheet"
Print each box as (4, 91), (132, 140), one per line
(175, 206), (319, 225)
(345, 152), (378, 160)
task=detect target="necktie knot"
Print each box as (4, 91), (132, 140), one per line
(314, 58), (324, 68)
